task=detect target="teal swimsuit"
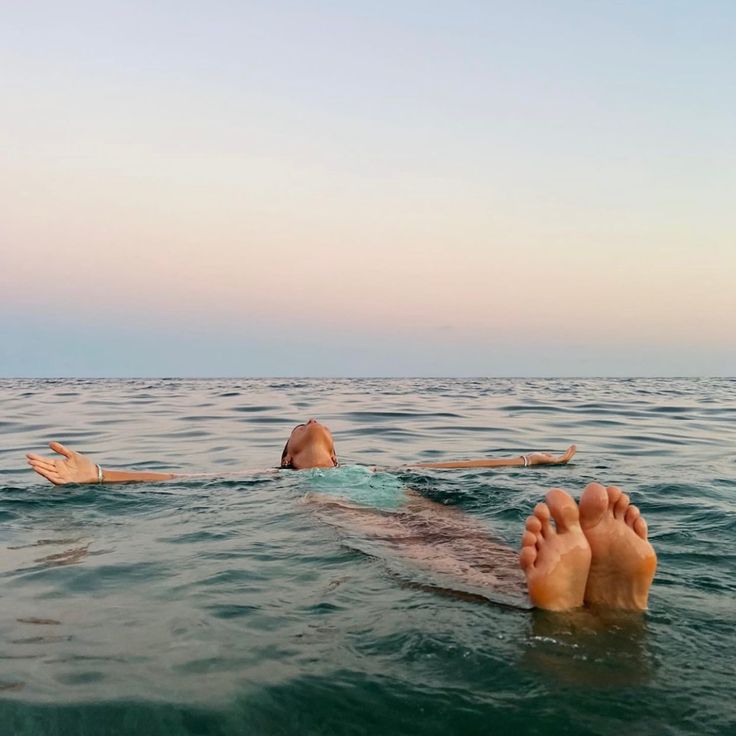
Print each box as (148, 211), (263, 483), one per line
(298, 465), (407, 511)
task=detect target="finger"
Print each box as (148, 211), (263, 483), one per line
(30, 465), (63, 485)
(27, 458), (58, 473)
(49, 442), (74, 458)
(27, 453), (52, 462)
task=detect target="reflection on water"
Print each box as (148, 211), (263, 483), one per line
(523, 608), (653, 688)
(0, 378), (734, 735)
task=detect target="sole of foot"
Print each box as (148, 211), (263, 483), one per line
(520, 488), (592, 611)
(578, 482), (657, 611)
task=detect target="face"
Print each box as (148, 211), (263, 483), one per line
(281, 418), (338, 469)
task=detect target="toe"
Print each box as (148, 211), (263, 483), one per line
(534, 502), (553, 538)
(579, 482), (608, 529)
(634, 516), (648, 540)
(613, 490), (630, 520)
(520, 525), (540, 571)
(606, 485), (622, 514)
(545, 488), (580, 532)
(519, 545), (537, 571)
(525, 515), (542, 534)
(522, 530), (538, 548)
(625, 504), (640, 528)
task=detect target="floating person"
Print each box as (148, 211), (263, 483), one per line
(26, 418), (575, 482)
(26, 419), (656, 612)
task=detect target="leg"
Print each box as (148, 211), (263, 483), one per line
(307, 492), (528, 603)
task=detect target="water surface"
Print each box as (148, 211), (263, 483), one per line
(1, 378), (734, 735)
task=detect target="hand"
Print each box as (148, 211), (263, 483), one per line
(528, 445), (576, 466)
(26, 442), (99, 485)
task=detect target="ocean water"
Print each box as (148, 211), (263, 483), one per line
(0, 377), (734, 736)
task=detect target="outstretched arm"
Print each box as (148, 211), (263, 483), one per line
(26, 442), (177, 486)
(409, 445), (576, 469)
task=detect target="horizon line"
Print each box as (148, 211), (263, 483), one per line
(1, 375), (733, 381)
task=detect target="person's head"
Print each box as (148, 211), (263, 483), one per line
(280, 418), (338, 470)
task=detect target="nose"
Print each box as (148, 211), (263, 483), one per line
(306, 418), (318, 425)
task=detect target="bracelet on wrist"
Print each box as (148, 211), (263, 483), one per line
(96, 464), (104, 484)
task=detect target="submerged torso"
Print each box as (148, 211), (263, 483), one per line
(295, 465), (407, 510)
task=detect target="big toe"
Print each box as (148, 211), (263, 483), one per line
(544, 488), (580, 532)
(579, 482), (609, 530)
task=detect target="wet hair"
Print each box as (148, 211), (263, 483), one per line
(279, 424), (305, 469)
(280, 440), (292, 469)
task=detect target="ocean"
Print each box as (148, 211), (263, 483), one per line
(0, 378), (734, 735)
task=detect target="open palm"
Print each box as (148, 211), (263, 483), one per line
(529, 444), (577, 466)
(26, 442), (98, 485)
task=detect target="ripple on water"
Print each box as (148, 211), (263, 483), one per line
(0, 377), (734, 736)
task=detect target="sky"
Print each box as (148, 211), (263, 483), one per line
(1, 1), (734, 376)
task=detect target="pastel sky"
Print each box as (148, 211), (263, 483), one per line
(1, 1), (734, 376)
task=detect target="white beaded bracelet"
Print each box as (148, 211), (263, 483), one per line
(522, 454), (529, 467)
(96, 464), (104, 484)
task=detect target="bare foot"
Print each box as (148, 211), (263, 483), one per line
(579, 482), (657, 611)
(520, 489), (592, 611)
